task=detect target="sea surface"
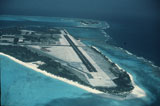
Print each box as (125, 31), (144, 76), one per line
(0, 15), (160, 106)
(1, 52), (159, 106)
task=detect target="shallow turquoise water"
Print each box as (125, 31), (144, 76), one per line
(0, 15), (108, 29)
(1, 55), (89, 106)
(1, 51), (159, 106)
(0, 15), (160, 106)
(66, 28), (160, 106)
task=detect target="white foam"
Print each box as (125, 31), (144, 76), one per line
(91, 46), (101, 53)
(125, 50), (133, 55)
(117, 47), (160, 69)
(127, 73), (146, 98)
(82, 46), (147, 98)
(115, 63), (122, 70)
(0, 52), (102, 94)
(0, 52), (147, 100)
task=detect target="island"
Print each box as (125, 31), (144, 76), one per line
(0, 26), (134, 97)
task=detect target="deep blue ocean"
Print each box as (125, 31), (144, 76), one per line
(105, 18), (160, 67)
(0, 15), (160, 106)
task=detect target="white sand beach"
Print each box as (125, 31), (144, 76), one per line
(0, 52), (146, 100)
(0, 52), (102, 94)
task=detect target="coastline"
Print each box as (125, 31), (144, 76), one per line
(127, 73), (146, 98)
(0, 52), (146, 100)
(117, 46), (160, 69)
(90, 46), (146, 98)
(0, 52), (102, 94)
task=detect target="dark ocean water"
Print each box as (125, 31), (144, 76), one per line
(0, 1), (159, 106)
(0, 0), (159, 66)
(1, 43), (160, 106)
(0, 15), (160, 106)
(1, 15), (159, 66)
(104, 18), (160, 67)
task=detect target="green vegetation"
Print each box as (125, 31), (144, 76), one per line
(0, 45), (134, 96)
(0, 27), (21, 36)
(0, 45), (88, 86)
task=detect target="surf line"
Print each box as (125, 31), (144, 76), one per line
(0, 52), (102, 94)
(0, 52), (146, 99)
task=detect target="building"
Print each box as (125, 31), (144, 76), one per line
(0, 35), (15, 43)
(0, 35), (24, 44)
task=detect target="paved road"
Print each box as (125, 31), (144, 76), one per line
(64, 34), (97, 72)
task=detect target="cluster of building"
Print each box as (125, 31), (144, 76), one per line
(0, 26), (63, 45)
(0, 35), (24, 44)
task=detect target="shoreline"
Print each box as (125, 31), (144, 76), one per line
(117, 46), (160, 69)
(0, 52), (102, 94)
(127, 73), (146, 98)
(0, 52), (146, 100)
(90, 46), (146, 98)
